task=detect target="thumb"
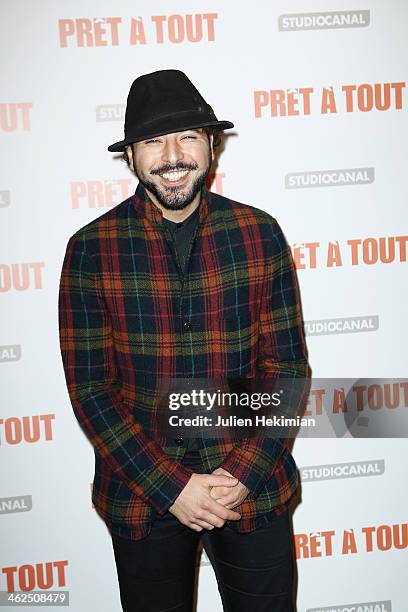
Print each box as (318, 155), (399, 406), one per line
(206, 474), (238, 488)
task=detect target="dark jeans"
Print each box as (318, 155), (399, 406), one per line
(111, 509), (296, 612)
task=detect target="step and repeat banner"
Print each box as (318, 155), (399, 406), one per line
(1, 1), (407, 610)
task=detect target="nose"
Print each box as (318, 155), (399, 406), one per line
(161, 136), (184, 165)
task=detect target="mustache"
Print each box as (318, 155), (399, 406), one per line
(150, 162), (198, 175)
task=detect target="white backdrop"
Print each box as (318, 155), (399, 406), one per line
(1, 1), (407, 610)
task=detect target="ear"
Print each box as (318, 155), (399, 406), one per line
(125, 144), (133, 166)
(209, 133), (215, 163)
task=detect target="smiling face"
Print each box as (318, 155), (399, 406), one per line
(126, 128), (214, 211)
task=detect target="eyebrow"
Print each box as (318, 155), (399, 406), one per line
(141, 128), (204, 143)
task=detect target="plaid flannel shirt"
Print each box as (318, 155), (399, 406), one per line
(58, 183), (311, 540)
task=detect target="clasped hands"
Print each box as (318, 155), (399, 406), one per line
(169, 467), (250, 532)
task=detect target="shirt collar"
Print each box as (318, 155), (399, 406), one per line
(132, 182), (211, 225)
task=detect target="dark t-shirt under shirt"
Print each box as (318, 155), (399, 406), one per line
(162, 203), (199, 276)
(162, 204), (203, 470)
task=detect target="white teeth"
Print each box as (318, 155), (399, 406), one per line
(161, 170), (189, 182)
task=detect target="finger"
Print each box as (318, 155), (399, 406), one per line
(207, 498), (241, 520)
(197, 512), (227, 529)
(209, 487), (230, 499)
(209, 494), (226, 502)
(210, 486), (230, 497)
(224, 500), (240, 509)
(187, 522), (203, 532)
(206, 474), (238, 488)
(214, 494), (237, 507)
(209, 489), (234, 501)
(191, 519), (215, 531)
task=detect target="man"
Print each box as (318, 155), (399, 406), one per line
(58, 69), (311, 612)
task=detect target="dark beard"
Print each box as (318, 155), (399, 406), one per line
(134, 153), (212, 211)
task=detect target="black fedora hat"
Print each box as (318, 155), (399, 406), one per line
(108, 69), (234, 152)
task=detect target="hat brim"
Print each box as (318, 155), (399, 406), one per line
(107, 120), (234, 152)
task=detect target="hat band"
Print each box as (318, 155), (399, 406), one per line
(130, 107), (215, 128)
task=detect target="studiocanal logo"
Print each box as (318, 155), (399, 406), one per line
(307, 600), (391, 612)
(0, 345), (21, 362)
(96, 104), (125, 122)
(301, 459), (385, 482)
(278, 10), (370, 32)
(305, 315), (379, 336)
(285, 167), (374, 189)
(0, 190), (10, 207)
(0, 495), (32, 515)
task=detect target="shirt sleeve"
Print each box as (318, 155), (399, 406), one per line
(218, 217), (312, 497)
(58, 234), (193, 515)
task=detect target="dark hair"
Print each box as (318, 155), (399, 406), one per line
(121, 127), (223, 166)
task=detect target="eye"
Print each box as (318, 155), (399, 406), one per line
(182, 134), (197, 140)
(145, 138), (160, 144)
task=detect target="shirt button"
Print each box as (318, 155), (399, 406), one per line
(175, 437), (184, 445)
(183, 321), (192, 330)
